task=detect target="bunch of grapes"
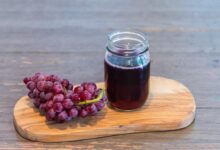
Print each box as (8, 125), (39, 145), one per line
(23, 73), (107, 123)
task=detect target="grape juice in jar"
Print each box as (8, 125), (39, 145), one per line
(104, 31), (150, 110)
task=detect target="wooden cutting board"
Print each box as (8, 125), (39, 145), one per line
(13, 76), (196, 142)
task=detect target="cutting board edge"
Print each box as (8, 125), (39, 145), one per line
(13, 113), (196, 143)
(13, 99), (196, 143)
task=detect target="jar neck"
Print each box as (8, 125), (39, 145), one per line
(106, 31), (149, 56)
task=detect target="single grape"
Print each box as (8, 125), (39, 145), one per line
(53, 102), (63, 113)
(74, 86), (83, 94)
(81, 82), (88, 88)
(71, 93), (80, 103)
(26, 81), (36, 91)
(33, 88), (40, 97)
(53, 81), (60, 85)
(62, 98), (74, 110)
(84, 82), (97, 94)
(80, 90), (92, 100)
(57, 111), (69, 123)
(46, 100), (54, 109)
(65, 90), (73, 99)
(53, 84), (63, 94)
(86, 104), (98, 115)
(39, 92), (46, 101)
(95, 100), (105, 111)
(23, 77), (31, 84)
(92, 89), (101, 98)
(33, 98), (41, 108)
(67, 83), (73, 90)
(49, 75), (55, 81)
(61, 79), (69, 88)
(51, 75), (61, 82)
(45, 75), (52, 81)
(45, 81), (53, 91)
(79, 109), (88, 118)
(34, 72), (41, 76)
(28, 91), (34, 99)
(45, 92), (53, 101)
(31, 74), (39, 82)
(46, 108), (56, 121)
(39, 103), (47, 113)
(37, 74), (45, 81)
(69, 108), (78, 118)
(53, 94), (64, 102)
(37, 80), (46, 91)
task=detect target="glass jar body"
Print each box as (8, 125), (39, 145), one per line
(104, 31), (150, 110)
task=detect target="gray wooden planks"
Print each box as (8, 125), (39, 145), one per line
(0, 0), (220, 149)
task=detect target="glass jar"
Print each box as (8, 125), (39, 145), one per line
(104, 31), (150, 110)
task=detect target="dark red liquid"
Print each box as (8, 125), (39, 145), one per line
(104, 60), (150, 110)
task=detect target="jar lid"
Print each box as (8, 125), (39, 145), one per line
(107, 30), (149, 56)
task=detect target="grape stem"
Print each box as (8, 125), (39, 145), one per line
(77, 89), (104, 105)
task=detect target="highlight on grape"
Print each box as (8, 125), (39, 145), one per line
(23, 73), (107, 123)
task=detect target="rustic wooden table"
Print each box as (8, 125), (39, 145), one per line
(1, 0), (220, 149)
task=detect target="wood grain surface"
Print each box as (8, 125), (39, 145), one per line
(13, 77), (196, 142)
(0, 0), (220, 149)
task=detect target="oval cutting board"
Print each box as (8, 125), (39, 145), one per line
(13, 76), (196, 142)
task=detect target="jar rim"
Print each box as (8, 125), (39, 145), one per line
(107, 30), (149, 56)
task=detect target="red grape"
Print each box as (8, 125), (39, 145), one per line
(95, 100), (105, 111)
(26, 81), (35, 91)
(80, 90), (92, 100)
(81, 82), (87, 88)
(67, 83), (73, 90)
(86, 104), (98, 115)
(34, 72), (41, 76)
(23, 77), (31, 84)
(69, 108), (78, 118)
(39, 92), (46, 101)
(53, 84), (63, 94)
(28, 91), (34, 99)
(46, 108), (56, 121)
(53, 102), (63, 113)
(84, 82), (97, 94)
(57, 111), (69, 123)
(79, 109), (88, 118)
(53, 94), (64, 102)
(74, 86), (83, 94)
(93, 89), (101, 97)
(31, 74), (39, 82)
(62, 99), (74, 110)
(39, 103), (47, 113)
(45, 81), (53, 91)
(46, 100), (54, 109)
(71, 93), (80, 103)
(37, 81), (46, 91)
(33, 88), (40, 97)
(33, 98), (41, 108)
(51, 75), (61, 82)
(65, 90), (73, 99)
(37, 74), (45, 81)
(61, 79), (69, 88)
(45, 92), (53, 101)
